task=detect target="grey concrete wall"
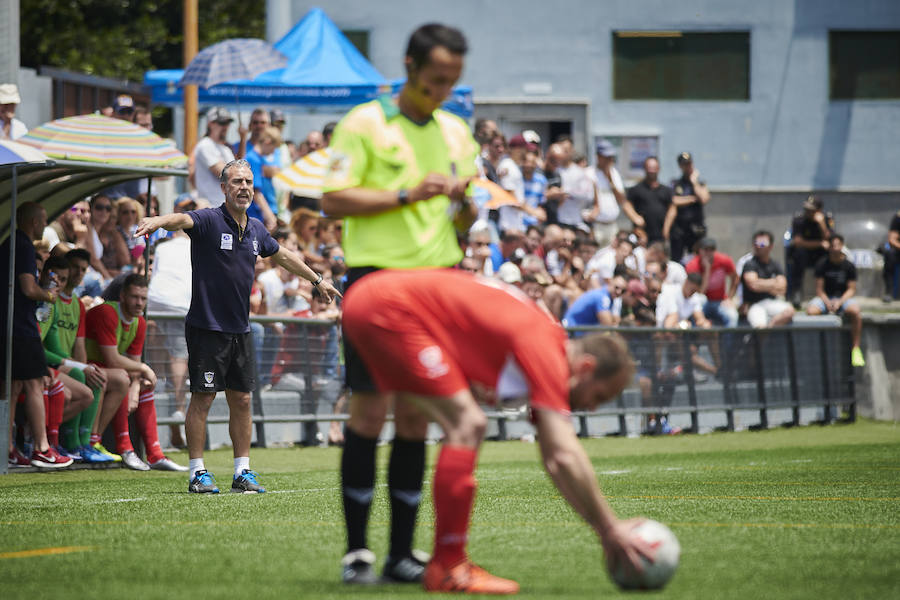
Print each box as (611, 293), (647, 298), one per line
(703, 191), (899, 260)
(859, 317), (900, 421)
(277, 0), (900, 190)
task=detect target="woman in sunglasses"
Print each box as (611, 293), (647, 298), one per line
(87, 194), (129, 282)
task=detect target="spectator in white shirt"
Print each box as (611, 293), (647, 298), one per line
(190, 107), (236, 206)
(588, 140), (625, 247)
(0, 84), (27, 140)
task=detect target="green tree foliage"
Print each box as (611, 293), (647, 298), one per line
(20, 0), (265, 83)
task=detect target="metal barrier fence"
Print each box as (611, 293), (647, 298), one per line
(144, 314), (855, 447)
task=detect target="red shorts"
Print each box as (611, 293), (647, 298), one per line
(343, 298), (469, 399)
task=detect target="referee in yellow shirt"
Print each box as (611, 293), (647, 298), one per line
(322, 23), (479, 586)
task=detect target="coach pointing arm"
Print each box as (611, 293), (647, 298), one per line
(134, 166), (341, 304)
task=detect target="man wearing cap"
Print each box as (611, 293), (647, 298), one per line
(684, 238), (739, 327)
(111, 95), (135, 121)
(0, 83), (27, 140)
(191, 107), (236, 207)
(786, 196), (834, 306)
(666, 152), (710, 263)
(589, 140), (625, 247)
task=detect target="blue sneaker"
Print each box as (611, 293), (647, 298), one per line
(231, 469), (266, 494)
(80, 445), (114, 463)
(56, 445), (82, 462)
(189, 470), (220, 494)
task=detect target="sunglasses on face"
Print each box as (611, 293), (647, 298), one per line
(70, 207), (88, 214)
(93, 204), (112, 212)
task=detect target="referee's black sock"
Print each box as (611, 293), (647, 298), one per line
(342, 427), (377, 553)
(387, 436), (426, 559)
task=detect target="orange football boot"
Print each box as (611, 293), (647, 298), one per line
(424, 560), (520, 595)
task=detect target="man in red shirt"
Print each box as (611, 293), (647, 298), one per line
(84, 274), (185, 471)
(343, 269), (654, 595)
(684, 238), (739, 327)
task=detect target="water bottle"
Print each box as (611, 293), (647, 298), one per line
(35, 271), (57, 323)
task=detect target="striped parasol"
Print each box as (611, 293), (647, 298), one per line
(17, 114), (188, 167)
(274, 148), (332, 199)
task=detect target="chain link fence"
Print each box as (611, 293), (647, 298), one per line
(144, 314), (855, 447)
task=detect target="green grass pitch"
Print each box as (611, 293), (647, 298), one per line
(1, 420), (898, 599)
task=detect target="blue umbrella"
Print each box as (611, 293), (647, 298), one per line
(179, 38), (289, 89)
(0, 140), (49, 165)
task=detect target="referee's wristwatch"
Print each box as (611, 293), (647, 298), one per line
(397, 188), (410, 206)
(312, 273), (323, 287)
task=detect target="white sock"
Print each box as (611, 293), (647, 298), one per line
(189, 458), (205, 481)
(234, 456), (250, 477)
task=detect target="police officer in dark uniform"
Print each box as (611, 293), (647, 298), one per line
(667, 151), (710, 262)
(786, 195), (835, 305)
(882, 210), (900, 302)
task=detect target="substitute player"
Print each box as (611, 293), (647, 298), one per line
(322, 23), (479, 584)
(84, 274), (185, 471)
(42, 249), (130, 463)
(134, 159), (340, 494)
(343, 269), (654, 595)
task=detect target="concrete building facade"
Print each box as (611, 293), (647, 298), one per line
(268, 0), (900, 193)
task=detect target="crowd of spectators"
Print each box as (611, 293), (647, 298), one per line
(4, 95), (890, 467)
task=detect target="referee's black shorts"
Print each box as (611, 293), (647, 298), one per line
(186, 323), (256, 393)
(342, 266), (381, 392)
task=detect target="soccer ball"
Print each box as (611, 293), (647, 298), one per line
(609, 519), (680, 590)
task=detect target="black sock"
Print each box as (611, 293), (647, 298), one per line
(342, 427), (377, 553)
(387, 436), (426, 559)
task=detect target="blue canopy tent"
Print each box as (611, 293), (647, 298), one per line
(144, 7), (473, 117)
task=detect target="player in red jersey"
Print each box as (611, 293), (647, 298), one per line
(84, 274), (185, 471)
(342, 269), (655, 595)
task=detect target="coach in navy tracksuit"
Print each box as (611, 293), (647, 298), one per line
(135, 159), (340, 495)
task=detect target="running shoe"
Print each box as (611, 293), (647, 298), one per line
(341, 548), (378, 585)
(55, 445), (82, 462)
(80, 445), (114, 463)
(851, 347), (866, 368)
(382, 549), (430, 583)
(8, 447), (31, 468)
(188, 470), (220, 494)
(92, 442), (122, 462)
(121, 450), (150, 471)
(231, 469), (266, 493)
(149, 457), (188, 472)
(30, 446), (74, 469)
(423, 560), (520, 595)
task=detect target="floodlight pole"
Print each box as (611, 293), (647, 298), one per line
(183, 0), (199, 156)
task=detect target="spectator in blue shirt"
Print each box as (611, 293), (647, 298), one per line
(244, 126), (281, 231)
(521, 150), (547, 228)
(562, 274), (627, 328)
